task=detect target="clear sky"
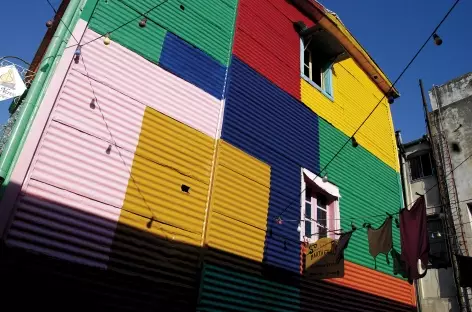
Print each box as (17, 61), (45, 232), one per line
(0, 0), (470, 143)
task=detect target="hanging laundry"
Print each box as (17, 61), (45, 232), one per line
(390, 247), (409, 282)
(399, 196), (429, 281)
(367, 217), (393, 268)
(455, 254), (472, 287)
(335, 230), (354, 263)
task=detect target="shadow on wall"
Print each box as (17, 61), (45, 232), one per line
(0, 182), (416, 312)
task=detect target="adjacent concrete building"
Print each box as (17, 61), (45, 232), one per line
(398, 134), (459, 312)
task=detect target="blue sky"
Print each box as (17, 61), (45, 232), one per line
(0, 0), (470, 143)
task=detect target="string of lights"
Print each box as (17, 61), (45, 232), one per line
(42, 0), (466, 246)
(276, 0), (462, 220)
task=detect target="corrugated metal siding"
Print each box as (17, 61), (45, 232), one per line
(121, 0), (238, 65)
(160, 32), (227, 99)
(222, 57), (319, 273)
(6, 121), (133, 268)
(301, 58), (399, 171)
(87, 0), (166, 63)
(328, 261), (416, 306)
(205, 140), (270, 262)
(318, 117), (403, 276)
(76, 29), (222, 138)
(107, 107), (215, 309)
(233, 0), (313, 100)
(198, 264), (300, 311)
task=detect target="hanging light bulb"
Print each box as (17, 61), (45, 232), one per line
(322, 174), (329, 183)
(297, 222), (302, 233)
(74, 47), (82, 57)
(139, 17), (147, 28)
(46, 19), (54, 28)
(276, 216), (283, 225)
(388, 95), (395, 104)
(433, 33), (443, 46)
(351, 137), (358, 148)
(103, 33), (111, 45)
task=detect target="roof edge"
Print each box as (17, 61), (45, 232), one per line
(292, 0), (400, 99)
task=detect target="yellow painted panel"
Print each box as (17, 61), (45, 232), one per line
(301, 58), (399, 172)
(117, 107), (215, 246)
(206, 140), (271, 262)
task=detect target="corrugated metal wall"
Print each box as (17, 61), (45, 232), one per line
(301, 58), (399, 171)
(318, 117), (403, 276)
(75, 29), (222, 139)
(233, 0), (313, 100)
(222, 57), (319, 273)
(205, 140), (270, 262)
(86, 0), (238, 67)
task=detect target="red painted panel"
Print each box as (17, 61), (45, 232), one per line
(233, 0), (314, 100)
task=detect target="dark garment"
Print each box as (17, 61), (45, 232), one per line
(455, 254), (472, 287)
(367, 217), (393, 268)
(399, 196), (429, 281)
(335, 230), (354, 263)
(391, 248), (410, 282)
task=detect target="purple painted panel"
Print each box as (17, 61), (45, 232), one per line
(7, 179), (119, 268)
(74, 29), (222, 138)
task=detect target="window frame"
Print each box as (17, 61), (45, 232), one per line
(300, 169), (340, 243)
(409, 153), (433, 181)
(300, 38), (334, 101)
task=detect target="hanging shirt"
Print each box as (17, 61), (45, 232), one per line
(455, 254), (472, 287)
(399, 196), (429, 281)
(367, 217), (393, 268)
(391, 247), (410, 282)
(335, 230), (354, 263)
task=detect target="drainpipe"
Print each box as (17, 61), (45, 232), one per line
(0, 0), (81, 189)
(395, 131), (408, 208)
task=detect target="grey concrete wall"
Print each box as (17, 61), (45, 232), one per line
(429, 72), (472, 111)
(430, 89), (472, 253)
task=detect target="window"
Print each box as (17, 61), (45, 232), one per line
(427, 216), (450, 268)
(409, 153), (433, 180)
(301, 169), (341, 243)
(301, 38), (333, 97)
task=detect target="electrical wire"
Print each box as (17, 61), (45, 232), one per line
(45, 0), (80, 44)
(65, 0), (171, 50)
(276, 0), (462, 220)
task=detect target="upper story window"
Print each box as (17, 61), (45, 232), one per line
(301, 169), (341, 243)
(427, 215), (450, 268)
(301, 38), (333, 97)
(409, 153), (433, 181)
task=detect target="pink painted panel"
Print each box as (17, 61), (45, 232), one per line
(52, 69), (145, 153)
(73, 29), (222, 138)
(7, 179), (119, 268)
(26, 121), (133, 208)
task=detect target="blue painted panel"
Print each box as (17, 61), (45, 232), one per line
(222, 57), (319, 273)
(160, 32), (227, 99)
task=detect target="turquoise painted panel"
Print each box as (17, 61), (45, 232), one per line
(318, 118), (403, 277)
(199, 264), (300, 311)
(121, 0), (238, 65)
(87, 0), (166, 63)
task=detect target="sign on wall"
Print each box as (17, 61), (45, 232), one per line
(0, 65), (27, 101)
(305, 237), (344, 279)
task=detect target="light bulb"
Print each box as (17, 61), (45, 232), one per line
(46, 19), (54, 28)
(322, 174), (329, 183)
(139, 17), (147, 28)
(388, 96), (395, 104)
(433, 33), (442, 46)
(351, 137), (358, 148)
(297, 223), (301, 232)
(437, 232), (442, 238)
(104, 33), (111, 45)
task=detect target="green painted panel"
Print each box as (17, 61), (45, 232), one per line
(80, 0), (99, 21)
(199, 264), (299, 311)
(87, 0), (166, 63)
(318, 118), (403, 277)
(122, 0), (238, 66)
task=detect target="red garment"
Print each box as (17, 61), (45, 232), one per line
(399, 196), (429, 281)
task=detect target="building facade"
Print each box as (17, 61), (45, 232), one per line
(398, 134), (459, 312)
(0, 0), (415, 310)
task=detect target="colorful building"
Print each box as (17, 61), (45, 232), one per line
(0, 0), (416, 310)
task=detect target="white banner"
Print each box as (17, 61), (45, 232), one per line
(0, 65), (27, 101)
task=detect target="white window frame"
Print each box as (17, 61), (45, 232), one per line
(300, 168), (341, 243)
(300, 38), (334, 101)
